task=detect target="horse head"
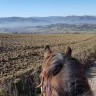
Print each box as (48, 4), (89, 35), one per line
(37, 45), (93, 96)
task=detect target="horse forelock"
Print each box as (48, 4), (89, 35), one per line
(45, 53), (65, 78)
(43, 53), (72, 79)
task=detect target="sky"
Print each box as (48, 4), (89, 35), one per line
(0, 0), (96, 17)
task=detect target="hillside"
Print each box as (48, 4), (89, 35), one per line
(25, 23), (96, 34)
(1, 23), (96, 34)
(0, 16), (96, 28)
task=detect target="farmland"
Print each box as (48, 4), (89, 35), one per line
(0, 33), (96, 96)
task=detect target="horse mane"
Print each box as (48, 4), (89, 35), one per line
(45, 53), (93, 96)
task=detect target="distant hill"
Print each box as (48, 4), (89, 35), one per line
(0, 16), (96, 28)
(0, 17), (46, 22)
(33, 16), (96, 23)
(1, 23), (96, 34)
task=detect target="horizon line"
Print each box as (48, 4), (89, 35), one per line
(0, 15), (96, 18)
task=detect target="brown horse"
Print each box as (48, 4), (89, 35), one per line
(36, 45), (93, 96)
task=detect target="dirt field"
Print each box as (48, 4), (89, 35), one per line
(0, 33), (96, 95)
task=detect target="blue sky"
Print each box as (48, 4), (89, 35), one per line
(0, 0), (96, 17)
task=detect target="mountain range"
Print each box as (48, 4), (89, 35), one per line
(0, 16), (96, 28)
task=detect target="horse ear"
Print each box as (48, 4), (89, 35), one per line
(44, 45), (52, 58)
(64, 46), (72, 56)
